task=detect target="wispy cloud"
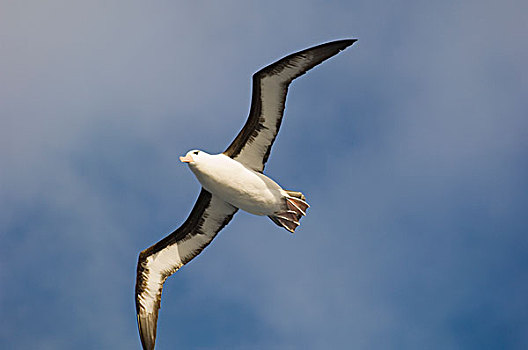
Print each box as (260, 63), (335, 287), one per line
(2, 0), (527, 349)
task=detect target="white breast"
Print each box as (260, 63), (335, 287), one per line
(189, 154), (285, 215)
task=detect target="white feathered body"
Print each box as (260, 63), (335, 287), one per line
(188, 153), (286, 215)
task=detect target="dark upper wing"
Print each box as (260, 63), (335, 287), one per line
(224, 39), (357, 172)
(135, 188), (238, 350)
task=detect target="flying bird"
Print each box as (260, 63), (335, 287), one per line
(135, 39), (356, 350)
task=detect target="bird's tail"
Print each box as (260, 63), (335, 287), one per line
(268, 191), (309, 233)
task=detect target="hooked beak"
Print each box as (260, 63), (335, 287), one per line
(179, 155), (193, 163)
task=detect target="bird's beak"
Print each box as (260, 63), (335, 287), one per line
(179, 155), (193, 163)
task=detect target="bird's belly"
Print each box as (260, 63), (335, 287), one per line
(192, 160), (284, 216)
(219, 186), (279, 215)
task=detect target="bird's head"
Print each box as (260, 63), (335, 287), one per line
(179, 150), (207, 165)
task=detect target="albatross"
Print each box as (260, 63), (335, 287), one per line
(135, 39), (356, 350)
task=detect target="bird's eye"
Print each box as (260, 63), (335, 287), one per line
(193, 151), (199, 155)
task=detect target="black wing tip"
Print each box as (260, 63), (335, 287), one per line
(325, 38), (358, 49)
(138, 311), (158, 350)
(285, 38), (357, 55)
(344, 38), (358, 46)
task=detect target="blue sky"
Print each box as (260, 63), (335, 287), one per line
(1, 0), (527, 349)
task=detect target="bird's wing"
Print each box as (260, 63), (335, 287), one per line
(135, 188), (238, 350)
(223, 39), (356, 172)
